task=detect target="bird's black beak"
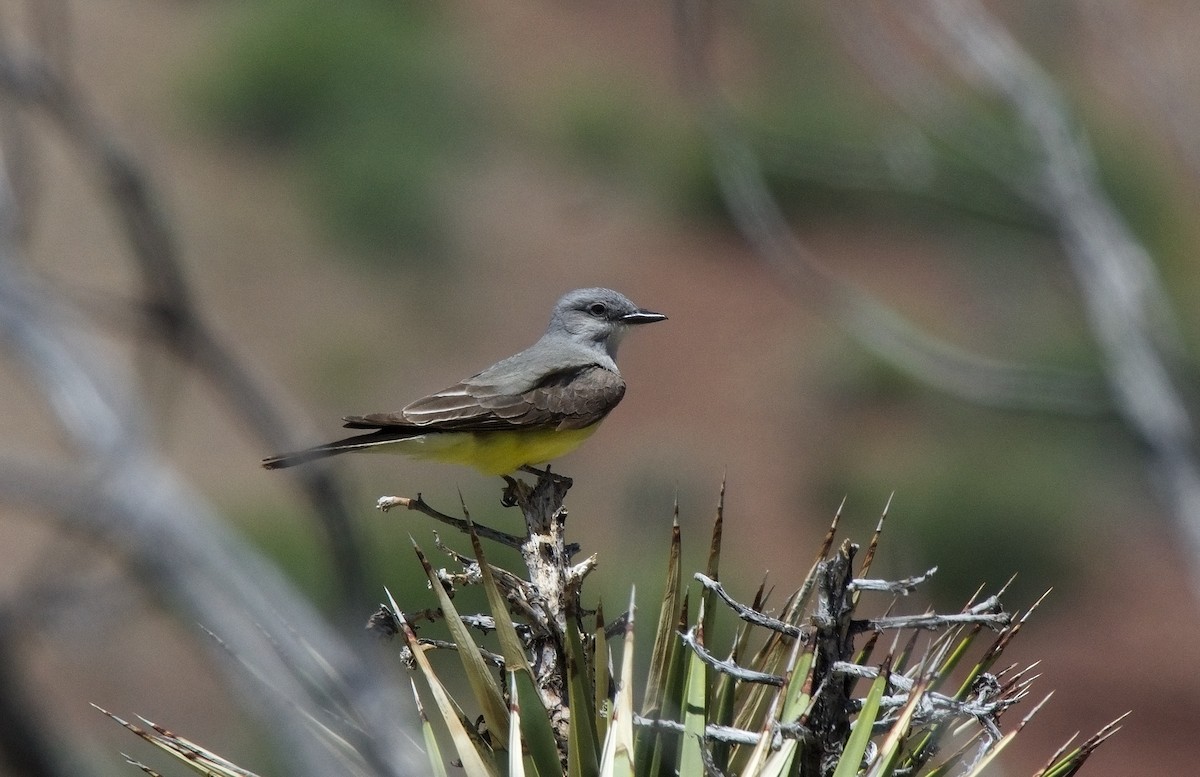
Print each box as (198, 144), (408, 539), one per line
(621, 309), (668, 325)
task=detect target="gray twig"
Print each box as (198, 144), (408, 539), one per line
(633, 714), (813, 747)
(693, 573), (803, 639)
(416, 639), (505, 669)
(857, 609), (1010, 633)
(850, 566), (937, 594)
(377, 495), (524, 550)
(679, 627), (786, 687)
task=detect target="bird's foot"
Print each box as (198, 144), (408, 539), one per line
(501, 475), (523, 508)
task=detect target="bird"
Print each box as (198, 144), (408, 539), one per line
(262, 288), (666, 475)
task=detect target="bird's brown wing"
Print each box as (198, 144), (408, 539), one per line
(341, 364), (626, 433)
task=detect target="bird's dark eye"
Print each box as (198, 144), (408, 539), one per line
(588, 302), (607, 317)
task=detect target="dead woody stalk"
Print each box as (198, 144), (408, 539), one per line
(684, 545), (1019, 752)
(376, 469), (596, 743)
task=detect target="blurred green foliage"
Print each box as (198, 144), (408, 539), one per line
(817, 385), (1144, 608)
(187, 0), (479, 265)
(549, 81), (721, 221)
(233, 504), (342, 611)
(182, 0), (1180, 280)
(234, 501), (430, 616)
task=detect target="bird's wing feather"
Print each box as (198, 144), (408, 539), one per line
(342, 364), (625, 433)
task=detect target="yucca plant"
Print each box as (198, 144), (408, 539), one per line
(102, 471), (1124, 776)
(371, 473), (1124, 777)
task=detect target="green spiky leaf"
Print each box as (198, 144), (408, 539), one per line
(677, 607), (709, 777)
(833, 658), (891, 777)
(389, 588), (499, 777)
(411, 540), (509, 743)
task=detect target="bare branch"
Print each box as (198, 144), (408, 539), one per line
(0, 39), (369, 610)
(634, 714), (814, 747)
(377, 495), (524, 550)
(416, 639), (505, 669)
(850, 566), (937, 594)
(0, 198), (422, 775)
(693, 572), (803, 638)
(679, 627), (786, 686)
(856, 609), (1010, 633)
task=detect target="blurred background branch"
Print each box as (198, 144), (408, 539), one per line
(0, 26), (369, 614)
(674, 0), (1111, 416)
(0, 7), (426, 774)
(909, 0), (1200, 588)
(0, 117), (423, 777)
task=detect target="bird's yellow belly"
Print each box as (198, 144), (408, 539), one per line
(395, 425), (600, 475)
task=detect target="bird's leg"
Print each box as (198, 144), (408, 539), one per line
(519, 464), (573, 487)
(517, 464), (545, 478)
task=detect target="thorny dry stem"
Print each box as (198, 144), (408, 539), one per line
(693, 573), (804, 639)
(849, 566), (939, 594)
(681, 539), (1025, 768)
(377, 494), (524, 549)
(634, 714), (815, 749)
(378, 469), (592, 745)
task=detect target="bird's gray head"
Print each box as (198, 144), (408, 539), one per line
(547, 287), (667, 358)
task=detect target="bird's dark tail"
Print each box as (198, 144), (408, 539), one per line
(261, 445), (346, 470)
(261, 427), (419, 470)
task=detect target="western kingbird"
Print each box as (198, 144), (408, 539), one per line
(262, 288), (666, 474)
